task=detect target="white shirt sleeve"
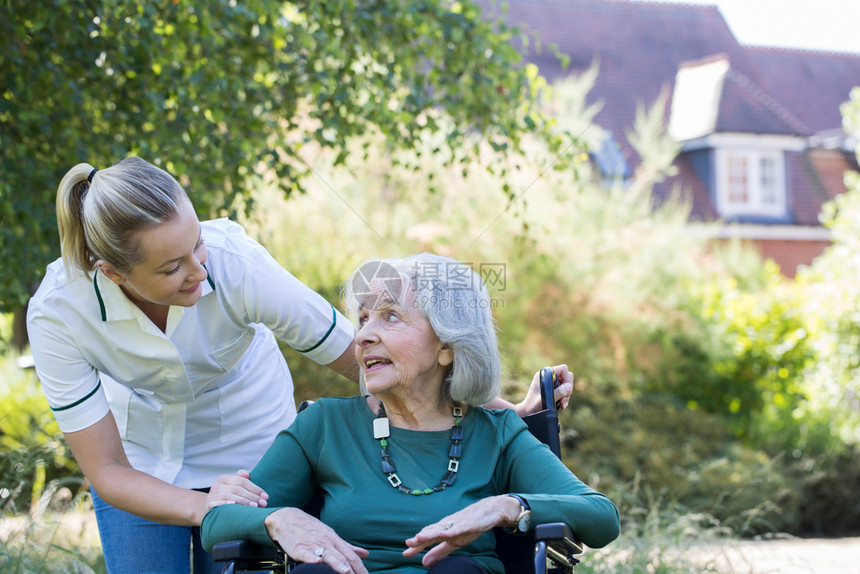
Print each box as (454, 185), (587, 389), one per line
(27, 297), (111, 432)
(208, 221), (354, 366)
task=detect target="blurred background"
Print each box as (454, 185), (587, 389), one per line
(2, 1), (859, 572)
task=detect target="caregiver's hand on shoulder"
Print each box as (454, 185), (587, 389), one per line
(206, 469), (269, 509)
(265, 508), (369, 574)
(403, 495), (521, 567)
(515, 363), (574, 416)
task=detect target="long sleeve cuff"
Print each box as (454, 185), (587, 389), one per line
(200, 505), (280, 553)
(518, 492), (620, 549)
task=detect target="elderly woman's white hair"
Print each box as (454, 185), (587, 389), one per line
(343, 253), (501, 406)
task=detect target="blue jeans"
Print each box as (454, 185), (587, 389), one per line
(91, 487), (221, 574)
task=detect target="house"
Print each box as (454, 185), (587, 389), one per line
(479, 0), (860, 276)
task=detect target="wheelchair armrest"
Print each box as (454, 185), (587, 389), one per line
(535, 522), (583, 553)
(211, 539), (284, 567)
(534, 522), (582, 573)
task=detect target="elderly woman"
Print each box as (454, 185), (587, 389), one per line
(201, 254), (619, 574)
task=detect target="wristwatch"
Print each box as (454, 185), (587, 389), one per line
(506, 494), (531, 533)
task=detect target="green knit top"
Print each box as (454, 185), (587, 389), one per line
(201, 396), (619, 573)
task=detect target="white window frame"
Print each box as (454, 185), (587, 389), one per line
(714, 147), (787, 218)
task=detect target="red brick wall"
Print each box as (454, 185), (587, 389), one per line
(751, 239), (831, 277)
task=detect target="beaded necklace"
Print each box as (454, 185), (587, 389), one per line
(373, 402), (464, 495)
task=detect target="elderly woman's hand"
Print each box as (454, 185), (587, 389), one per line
(403, 495), (522, 567)
(514, 364), (574, 416)
(206, 469), (269, 509)
(265, 508), (369, 574)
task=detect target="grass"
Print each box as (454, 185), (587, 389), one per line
(0, 488), (104, 574)
(574, 488), (732, 574)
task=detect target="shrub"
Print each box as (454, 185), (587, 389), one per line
(0, 352), (82, 514)
(658, 264), (817, 448)
(563, 387), (798, 536)
(790, 445), (860, 536)
(797, 185), (860, 447)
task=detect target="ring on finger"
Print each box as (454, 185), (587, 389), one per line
(314, 547), (326, 558)
(443, 521), (455, 530)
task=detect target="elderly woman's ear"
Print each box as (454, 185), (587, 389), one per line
(438, 344), (454, 367)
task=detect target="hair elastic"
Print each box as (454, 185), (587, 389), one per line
(87, 168), (99, 183)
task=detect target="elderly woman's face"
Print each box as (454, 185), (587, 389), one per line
(354, 284), (453, 400)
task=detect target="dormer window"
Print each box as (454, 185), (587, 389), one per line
(715, 148), (787, 218)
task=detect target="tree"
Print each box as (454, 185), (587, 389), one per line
(0, 0), (567, 313)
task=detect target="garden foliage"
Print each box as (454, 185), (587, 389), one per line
(0, 0), (570, 311)
(0, 344), (79, 514)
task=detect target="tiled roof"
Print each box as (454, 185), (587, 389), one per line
(747, 47), (860, 134)
(717, 68), (809, 135)
(478, 0), (760, 154)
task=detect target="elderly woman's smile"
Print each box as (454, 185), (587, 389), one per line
(363, 357), (391, 370)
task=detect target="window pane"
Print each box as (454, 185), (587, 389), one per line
(760, 157), (776, 204)
(727, 156), (748, 203)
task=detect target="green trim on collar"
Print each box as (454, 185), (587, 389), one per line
(93, 271), (107, 321)
(94, 265), (214, 322)
(51, 379), (102, 412)
(204, 264), (215, 291)
(296, 305), (338, 354)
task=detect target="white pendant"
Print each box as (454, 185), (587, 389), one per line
(373, 417), (390, 439)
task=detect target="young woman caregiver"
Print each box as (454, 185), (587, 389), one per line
(26, 157), (573, 573)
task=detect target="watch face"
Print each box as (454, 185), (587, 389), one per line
(518, 510), (531, 532)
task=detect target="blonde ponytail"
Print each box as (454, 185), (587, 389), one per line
(56, 163), (98, 277)
(55, 157), (188, 277)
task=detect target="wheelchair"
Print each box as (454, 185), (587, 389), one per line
(212, 367), (583, 573)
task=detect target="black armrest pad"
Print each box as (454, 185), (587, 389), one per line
(212, 539), (280, 562)
(534, 522), (583, 554)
